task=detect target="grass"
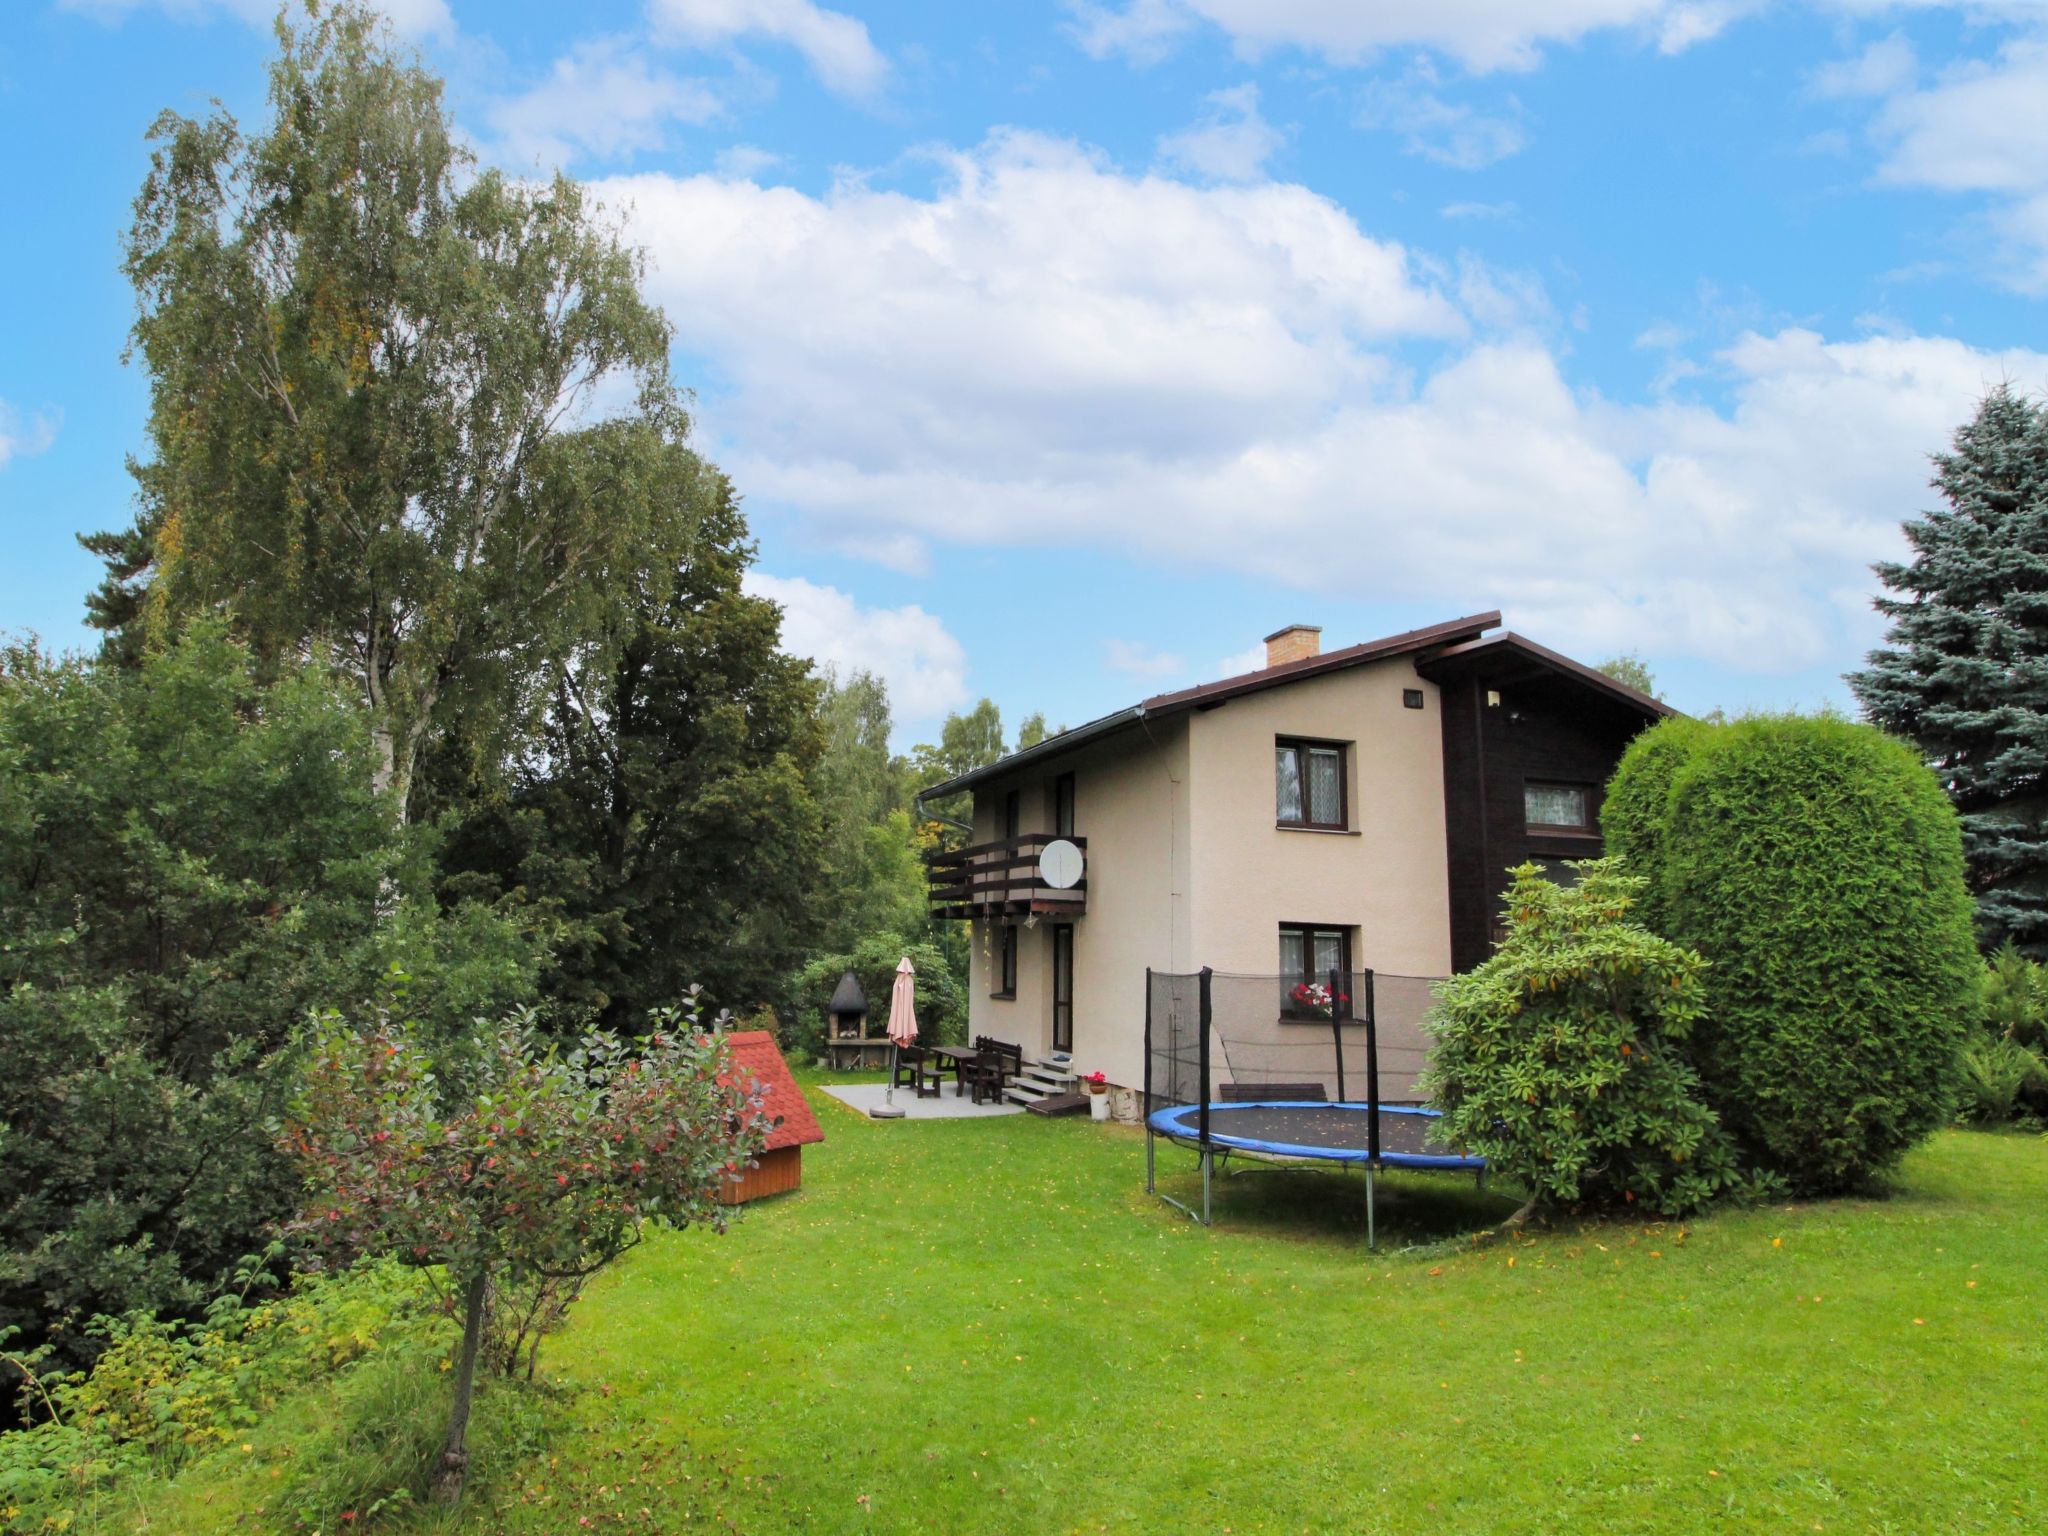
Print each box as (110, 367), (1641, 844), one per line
(73, 1079), (2048, 1535)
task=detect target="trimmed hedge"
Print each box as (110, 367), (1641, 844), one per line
(1603, 715), (1978, 1193)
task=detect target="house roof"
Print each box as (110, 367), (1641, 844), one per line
(724, 1030), (824, 1152)
(1416, 631), (1675, 720)
(917, 610), (1502, 801)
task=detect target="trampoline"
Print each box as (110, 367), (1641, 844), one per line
(1142, 967), (1482, 1250)
(1147, 1100), (1483, 1249)
(1147, 1101), (1482, 1171)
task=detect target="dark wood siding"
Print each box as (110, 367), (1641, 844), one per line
(1434, 669), (1655, 973)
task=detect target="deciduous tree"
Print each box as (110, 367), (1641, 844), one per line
(282, 998), (766, 1503)
(93, 3), (690, 820)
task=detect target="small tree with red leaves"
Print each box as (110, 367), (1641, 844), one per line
(280, 994), (767, 1504)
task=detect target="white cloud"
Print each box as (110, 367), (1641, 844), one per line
(1808, 32), (1917, 99)
(0, 403), (58, 470)
(1104, 639), (1188, 678)
(1850, 33), (2048, 289)
(742, 573), (968, 723)
(648, 0), (887, 99)
(1157, 83), (1284, 182)
(1214, 641), (1270, 678)
(61, 0), (453, 38)
(1356, 69), (1526, 170)
(1067, 0), (1698, 74)
(1066, 0), (1192, 64)
(1441, 199), (1518, 220)
(715, 144), (785, 179)
(487, 37), (720, 168)
(597, 134), (2046, 681)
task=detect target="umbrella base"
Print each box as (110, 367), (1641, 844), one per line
(867, 1103), (907, 1120)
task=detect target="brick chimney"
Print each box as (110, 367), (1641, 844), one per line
(1264, 624), (1322, 668)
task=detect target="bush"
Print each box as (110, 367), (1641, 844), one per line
(1603, 714), (1980, 1193)
(1956, 1038), (2048, 1125)
(0, 1259), (450, 1527)
(1423, 860), (1743, 1218)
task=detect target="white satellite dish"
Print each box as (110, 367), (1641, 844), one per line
(1038, 838), (1085, 890)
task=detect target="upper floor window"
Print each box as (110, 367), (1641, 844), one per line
(1002, 789), (1022, 840)
(1276, 739), (1346, 829)
(1054, 772), (1076, 838)
(1525, 781), (1593, 833)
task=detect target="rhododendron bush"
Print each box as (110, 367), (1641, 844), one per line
(281, 993), (767, 1503)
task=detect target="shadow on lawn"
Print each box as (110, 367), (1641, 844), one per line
(1149, 1154), (1523, 1251)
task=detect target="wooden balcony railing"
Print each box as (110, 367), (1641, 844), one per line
(926, 834), (1088, 921)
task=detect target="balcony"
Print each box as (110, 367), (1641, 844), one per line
(926, 834), (1088, 922)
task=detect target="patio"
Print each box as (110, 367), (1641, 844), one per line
(820, 1082), (1023, 1120)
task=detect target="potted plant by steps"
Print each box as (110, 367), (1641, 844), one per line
(1084, 1070), (1111, 1121)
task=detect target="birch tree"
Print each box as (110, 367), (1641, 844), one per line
(94, 2), (687, 818)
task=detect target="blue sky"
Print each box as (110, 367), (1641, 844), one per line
(4, 0), (2047, 742)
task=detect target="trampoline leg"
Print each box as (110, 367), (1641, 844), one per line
(1146, 1130), (1156, 1194)
(1366, 1167), (1377, 1253)
(1477, 1168), (1487, 1194)
(1201, 1149), (1213, 1226)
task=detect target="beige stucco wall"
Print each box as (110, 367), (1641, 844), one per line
(1184, 656), (1453, 979)
(957, 655), (1451, 1092)
(964, 716), (1189, 1092)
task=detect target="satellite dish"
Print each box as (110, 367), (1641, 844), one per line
(1038, 838), (1085, 890)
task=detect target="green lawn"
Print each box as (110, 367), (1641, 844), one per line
(87, 1080), (2047, 1535)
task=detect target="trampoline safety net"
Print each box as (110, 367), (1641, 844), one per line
(1143, 967), (1443, 1115)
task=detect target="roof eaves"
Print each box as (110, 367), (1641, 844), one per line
(1138, 610), (1502, 716)
(1422, 632), (1678, 719)
(915, 704), (1146, 803)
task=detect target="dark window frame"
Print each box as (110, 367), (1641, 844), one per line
(992, 924), (1018, 999)
(1277, 921), (1353, 1021)
(1524, 780), (1596, 835)
(1053, 772), (1076, 838)
(1276, 737), (1349, 831)
(1051, 925), (1074, 1052)
(1002, 789), (1022, 840)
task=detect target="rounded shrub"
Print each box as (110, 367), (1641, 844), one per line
(1604, 715), (1978, 1193)
(1424, 860), (1741, 1218)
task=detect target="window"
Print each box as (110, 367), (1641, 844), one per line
(1051, 926), (1074, 1051)
(1278, 922), (1351, 1018)
(1054, 773), (1076, 838)
(1002, 789), (1021, 840)
(1525, 781), (1593, 832)
(1276, 739), (1346, 829)
(994, 925), (1018, 998)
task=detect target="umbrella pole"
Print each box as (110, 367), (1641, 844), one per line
(871, 1042), (906, 1119)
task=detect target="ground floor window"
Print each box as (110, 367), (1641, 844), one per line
(1051, 925), (1073, 1051)
(993, 924), (1018, 998)
(1279, 923), (1351, 1018)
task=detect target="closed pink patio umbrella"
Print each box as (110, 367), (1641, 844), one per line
(870, 956), (918, 1119)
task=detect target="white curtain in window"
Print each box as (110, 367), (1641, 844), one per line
(1525, 783), (1588, 827)
(1307, 747), (1342, 824)
(1311, 929), (1344, 978)
(1278, 927), (1306, 979)
(1275, 746), (1302, 822)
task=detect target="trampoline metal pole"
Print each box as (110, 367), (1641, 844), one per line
(1363, 970), (1381, 1164)
(1366, 1168), (1377, 1252)
(1144, 967), (1155, 1195)
(1202, 1148), (1212, 1226)
(1330, 966), (1345, 1104)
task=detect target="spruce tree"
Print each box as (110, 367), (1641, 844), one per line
(1847, 385), (2048, 955)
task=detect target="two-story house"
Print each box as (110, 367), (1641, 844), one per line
(919, 611), (1671, 1097)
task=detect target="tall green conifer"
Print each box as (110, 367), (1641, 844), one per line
(1848, 386), (2048, 953)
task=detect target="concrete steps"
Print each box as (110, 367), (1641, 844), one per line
(1003, 1051), (1077, 1107)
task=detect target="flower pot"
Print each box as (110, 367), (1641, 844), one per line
(1089, 1089), (1111, 1122)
